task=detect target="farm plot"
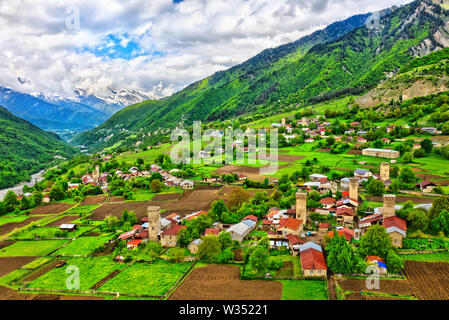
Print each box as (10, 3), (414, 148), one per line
(29, 203), (75, 215)
(169, 264), (282, 300)
(214, 165), (279, 182)
(364, 195), (436, 204)
(100, 260), (192, 296)
(11, 226), (91, 240)
(280, 280), (327, 300)
(109, 196), (125, 203)
(337, 278), (413, 296)
(52, 235), (115, 256)
(45, 215), (79, 227)
(89, 201), (152, 221)
(0, 257), (36, 277)
(404, 261), (449, 300)
(0, 240), (68, 257)
(26, 257), (126, 291)
(80, 196), (106, 206)
(151, 193), (181, 201)
(0, 216), (42, 236)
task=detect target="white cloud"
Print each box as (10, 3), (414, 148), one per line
(0, 0), (413, 100)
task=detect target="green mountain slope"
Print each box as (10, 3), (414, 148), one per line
(0, 106), (76, 188)
(357, 46), (449, 106)
(76, 0), (449, 152)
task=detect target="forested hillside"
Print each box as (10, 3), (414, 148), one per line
(0, 106), (76, 188)
(75, 0), (449, 152)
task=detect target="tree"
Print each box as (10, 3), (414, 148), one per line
(326, 231), (364, 274)
(170, 248), (185, 262)
(431, 210), (449, 236)
(403, 152), (413, 164)
(102, 215), (120, 232)
(20, 196), (31, 210)
(399, 167), (416, 184)
(198, 235), (221, 262)
(3, 190), (19, 211)
(359, 225), (394, 259)
(49, 184), (65, 201)
(150, 179), (163, 193)
(429, 196), (449, 220)
(386, 250), (404, 274)
(218, 231), (233, 249)
(420, 138), (433, 154)
(210, 200), (229, 222)
(228, 188), (250, 210)
(366, 179), (385, 196)
(32, 191), (43, 207)
(249, 246), (269, 275)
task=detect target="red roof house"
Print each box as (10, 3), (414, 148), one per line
(205, 228), (220, 236)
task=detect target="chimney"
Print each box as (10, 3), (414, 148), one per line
(147, 206), (161, 242)
(380, 162), (390, 181)
(383, 194), (396, 218)
(296, 192), (307, 223)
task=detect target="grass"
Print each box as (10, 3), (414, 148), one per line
(400, 251), (449, 262)
(21, 257), (53, 270)
(64, 205), (101, 215)
(0, 240), (68, 257)
(280, 280), (327, 300)
(11, 226), (92, 240)
(0, 214), (30, 226)
(27, 256), (126, 291)
(51, 235), (115, 256)
(99, 260), (192, 296)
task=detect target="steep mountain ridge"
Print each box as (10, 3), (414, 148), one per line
(0, 106), (76, 188)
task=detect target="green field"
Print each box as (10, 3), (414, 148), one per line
(52, 235), (115, 256)
(27, 257), (126, 291)
(0, 240), (68, 257)
(0, 215), (30, 226)
(280, 280), (328, 300)
(401, 251), (449, 262)
(11, 226), (91, 240)
(100, 260), (192, 296)
(21, 257), (53, 270)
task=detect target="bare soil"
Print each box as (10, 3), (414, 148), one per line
(29, 203), (75, 215)
(0, 257), (36, 277)
(46, 215), (79, 227)
(169, 265), (282, 300)
(0, 217), (42, 236)
(80, 196), (106, 205)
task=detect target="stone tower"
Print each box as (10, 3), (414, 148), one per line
(281, 117), (286, 126)
(147, 206), (161, 242)
(349, 178), (359, 205)
(383, 194), (396, 218)
(296, 192), (307, 223)
(92, 165), (100, 183)
(380, 162), (390, 181)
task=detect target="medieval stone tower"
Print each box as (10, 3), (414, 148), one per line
(380, 162), (390, 181)
(281, 117), (286, 126)
(296, 192), (307, 223)
(349, 178), (359, 205)
(92, 165), (100, 183)
(147, 206), (161, 242)
(383, 194), (396, 218)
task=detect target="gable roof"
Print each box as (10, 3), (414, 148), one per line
(242, 215), (258, 223)
(278, 217), (302, 231)
(118, 229), (137, 240)
(320, 197), (336, 205)
(336, 207), (354, 216)
(205, 228), (220, 235)
(161, 224), (186, 236)
(383, 216), (407, 232)
(328, 228), (354, 241)
(300, 243), (327, 270)
(286, 234), (304, 246)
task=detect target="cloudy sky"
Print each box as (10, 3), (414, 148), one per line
(0, 0), (412, 100)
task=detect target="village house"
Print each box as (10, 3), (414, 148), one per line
(59, 224), (77, 232)
(226, 219), (257, 242)
(319, 197), (336, 209)
(336, 207), (355, 226)
(180, 179), (194, 190)
(419, 180), (437, 193)
(160, 224), (186, 247)
(277, 217), (303, 237)
(328, 227), (354, 242)
(299, 242), (327, 277)
(383, 216), (407, 248)
(362, 148), (400, 159)
(188, 239), (203, 254)
(366, 256), (387, 275)
(354, 168), (372, 179)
